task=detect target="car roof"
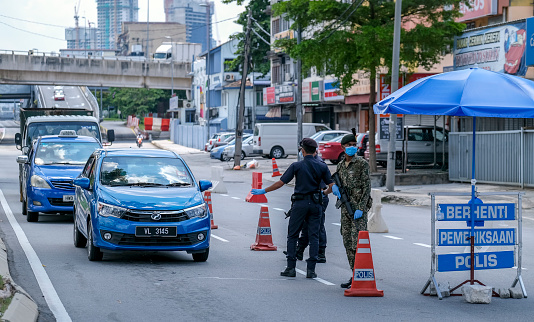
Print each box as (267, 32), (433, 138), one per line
(39, 135), (101, 144)
(98, 148), (179, 158)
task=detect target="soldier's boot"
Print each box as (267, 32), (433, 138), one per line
(280, 267), (296, 277)
(296, 245), (305, 261)
(340, 277), (352, 289)
(317, 248), (326, 263)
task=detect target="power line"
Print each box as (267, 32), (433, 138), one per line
(0, 21), (65, 41)
(0, 14), (69, 28)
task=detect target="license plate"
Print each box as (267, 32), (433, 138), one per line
(63, 195), (75, 202)
(135, 226), (177, 237)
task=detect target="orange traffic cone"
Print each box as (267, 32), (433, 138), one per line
(344, 231), (384, 297)
(271, 158), (282, 177)
(250, 206), (277, 251)
(203, 191), (218, 229)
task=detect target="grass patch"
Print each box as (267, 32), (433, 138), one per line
(0, 276), (12, 314)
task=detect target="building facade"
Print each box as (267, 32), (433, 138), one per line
(65, 27), (98, 51)
(96, 0), (139, 50)
(117, 22), (187, 57)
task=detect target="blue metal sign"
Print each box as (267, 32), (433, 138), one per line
(437, 251), (514, 272)
(526, 17), (534, 66)
(437, 228), (516, 246)
(437, 203), (515, 221)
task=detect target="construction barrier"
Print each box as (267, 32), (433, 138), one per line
(251, 206), (277, 251)
(203, 191), (218, 229)
(246, 172), (268, 203)
(144, 117), (170, 131)
(345, 231), (384, 297)
(127, 115), (139, 128)
(210, 166), (228, 194)
(368, 189), (388, 233)
(271, 158), (282, 177)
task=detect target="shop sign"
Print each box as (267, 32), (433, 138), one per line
(456, 0), (497, 23)
(324, 79), (344, 101)
(275, 85), (295, 104)
(303, 81), (322, 103)
(263, 87), (275, 105)
(379, 73), (435, 100)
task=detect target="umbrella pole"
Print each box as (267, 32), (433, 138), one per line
(470, 116), (476, 285)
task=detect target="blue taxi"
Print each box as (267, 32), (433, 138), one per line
(72, 149), (212, 261)
(16, 130), (102, 222)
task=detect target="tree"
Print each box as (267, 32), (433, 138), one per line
(103, 88), (169, 117)
(272, 0), (465, 171)
(222, 0), (271, 76)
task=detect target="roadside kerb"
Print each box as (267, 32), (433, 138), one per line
(0, 238), (38, 322)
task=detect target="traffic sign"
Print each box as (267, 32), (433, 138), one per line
(437, 251), (514, 272)
(437, 203), (515, 221)
(437, 228), (515, 246)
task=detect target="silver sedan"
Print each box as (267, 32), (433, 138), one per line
(222, 136), (257, 161)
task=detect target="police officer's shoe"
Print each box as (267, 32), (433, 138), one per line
(306, 269), (317, 279)
(280, 267), (296, 277)
(340, 277), (352, 288)
(317, 249), (326, 263)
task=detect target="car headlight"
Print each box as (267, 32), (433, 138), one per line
(30, 175), (51, 189)
(98, 202), (127, 218)
(184, 204), (207, 219)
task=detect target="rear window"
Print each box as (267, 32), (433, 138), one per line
(253, 125), (260, 136)
(315, 125), (329, 132)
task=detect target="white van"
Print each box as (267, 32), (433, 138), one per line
(253, 123), (331, 158)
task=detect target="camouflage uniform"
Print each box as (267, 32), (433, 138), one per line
(335, 155), (372, 270)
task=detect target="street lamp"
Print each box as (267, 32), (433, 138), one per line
(165, 36), (174, 97)
(200, 1), (211, 142)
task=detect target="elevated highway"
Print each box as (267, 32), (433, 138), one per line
(0, 53), (192, 90)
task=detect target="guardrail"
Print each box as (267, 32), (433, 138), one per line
(81, 86), (100, 121)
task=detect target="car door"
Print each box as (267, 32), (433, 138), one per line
(406, 128), (435, 164)
(76, 155), (96, 233)
(22, 142), (36, 201)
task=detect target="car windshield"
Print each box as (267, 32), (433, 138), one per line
(27, 122), (101, 147)
(34, 142), (101, 165)
(100, 156), (193, 187)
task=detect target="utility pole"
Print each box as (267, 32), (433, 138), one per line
(234, 9), (253, 167)
(146, 0), (150, 59)
(205, 1), (211, 143)
(386, 0), (402, 192)
(296, 25), (303, 161)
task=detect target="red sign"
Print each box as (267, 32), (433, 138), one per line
(457, 0), (497, 22)
(263, 87), (275, 105)
(379, 73), (436, 100)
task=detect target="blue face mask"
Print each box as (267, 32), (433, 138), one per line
(345, 146), (357, 156)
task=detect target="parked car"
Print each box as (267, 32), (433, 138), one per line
(72, 148), (212, 261)
(253, 123), (331, 159)
(222, 135), (258, 161)
(318, 136), (345, 164)
(205, 132), (234, 152)
(16, 130), (102, 222)
(310, 130), (351, 144)
(356, 132), (369, 157)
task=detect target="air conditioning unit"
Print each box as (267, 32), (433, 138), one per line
(185, 100), (193, 108)
(224, 74), (235, 82)
(285, 72), (292, 82)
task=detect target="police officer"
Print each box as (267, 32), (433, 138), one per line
(251, 138), (333, 278)
(331, 133), (372, 288)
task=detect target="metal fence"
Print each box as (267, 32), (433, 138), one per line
(170, 120), (208, 150)
(449, 130), (534, 187)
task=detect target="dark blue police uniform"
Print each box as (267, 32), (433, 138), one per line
(280, 155), (333, 272)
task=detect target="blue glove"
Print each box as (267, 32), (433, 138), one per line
(354, 210), (363, 220)
(251, 189), (266, 195)
(332, 184), (341, 199)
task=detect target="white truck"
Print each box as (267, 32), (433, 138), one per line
(153, 42), (202, 62)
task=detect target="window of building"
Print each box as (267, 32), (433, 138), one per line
(256, 91), (263, 106)
(272, 64), (281, 85)
(224, 58), (239, 72)
(272, 19), (280, 35)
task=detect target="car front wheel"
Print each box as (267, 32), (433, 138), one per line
(87, 219), (103, 261)
(192, 248), (209, 262)
(25, 198), (39, 222)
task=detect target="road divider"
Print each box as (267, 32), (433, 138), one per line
(210, 166), (228, 194)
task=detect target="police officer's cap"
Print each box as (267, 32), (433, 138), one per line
(341, 134), (356, 145)
(300, 138), (318, 148)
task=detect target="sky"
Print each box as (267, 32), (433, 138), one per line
(0, 0), (246, 53)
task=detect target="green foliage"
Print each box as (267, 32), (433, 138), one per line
(222, 0), (271, 76)
(102, 88), (173, 117)
(273, 0), (466, 92)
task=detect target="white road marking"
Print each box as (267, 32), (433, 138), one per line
(211, 234), (229, 242)
(295, 268), (334, 286)
(231, 197), (241, 200)
(512, 266), (528, 270)
(332, 223), (341, 226)
(523, 217), (534, 221)
(221, 194), (229, 197)
(413, 243), (431, 248)
(273, 208), (285, 212)
(259, 204), (268, 207)
(0, 189), (72, 321)
(384, 235), (403, 240)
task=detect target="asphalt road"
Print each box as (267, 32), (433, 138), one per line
(0, 141), (532, 321)
(39, 86), (90, 110)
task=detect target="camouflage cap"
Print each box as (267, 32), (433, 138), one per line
(341, 134), (357, 145)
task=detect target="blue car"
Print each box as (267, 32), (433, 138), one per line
(16, 130), (102, 222)
(72, 148), (212, 261)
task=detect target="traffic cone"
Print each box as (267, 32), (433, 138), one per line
(344, 231), (384, 297)
(271, 158), (282, 177)
(203, 191), (218, 229)
(246, 172), (268, 203)
(251, 206), (277, 251)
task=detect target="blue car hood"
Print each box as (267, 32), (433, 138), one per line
(98, 186), (204, 210)
(35, 165), (85, 180)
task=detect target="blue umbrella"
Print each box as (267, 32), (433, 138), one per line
(374, 67), (534, 288)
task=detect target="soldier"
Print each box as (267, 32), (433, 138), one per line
(251, 138), (333, 278)
(332, 133), (372, 289)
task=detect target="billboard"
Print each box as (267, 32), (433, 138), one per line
(454, 21), (528, 76)
(324, 79), (344, 102)
(456, 0), (497, 22)
(302, 81), (322, 103)
(263, 87), (275, 105)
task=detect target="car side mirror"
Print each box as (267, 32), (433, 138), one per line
(16, 155), (28, 164)
(15, 133), (22, 150)
(199, 180), (212, 192)
(73, 177), (91, 190)
(107, 129), (115, 144)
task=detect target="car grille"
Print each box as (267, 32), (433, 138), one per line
(100, 231), (203, 246)
(50, 180), (75, 190)
(48, 198), (74, 206)
(121, 210), (189, 222)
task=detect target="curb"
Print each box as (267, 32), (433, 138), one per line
(0, 238), (38, 322)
